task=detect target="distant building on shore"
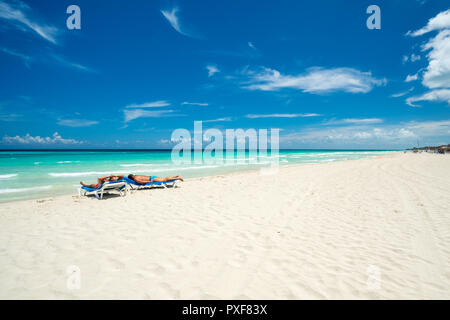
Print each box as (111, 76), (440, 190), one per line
(409, 144), (450, 154)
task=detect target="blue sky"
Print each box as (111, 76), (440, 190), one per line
(0, 0), (449, 149)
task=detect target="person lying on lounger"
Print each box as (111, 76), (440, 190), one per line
(80, 174), (124, 189)
(127, 174), (184, 184)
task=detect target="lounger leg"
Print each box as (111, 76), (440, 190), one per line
(94, 190), (100, 199)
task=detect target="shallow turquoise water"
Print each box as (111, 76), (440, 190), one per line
(0, 150), (395, 202)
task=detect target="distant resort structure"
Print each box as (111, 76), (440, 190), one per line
(410, 144), (450, 154)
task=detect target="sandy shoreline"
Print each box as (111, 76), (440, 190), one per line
(0, 152), (449, 299)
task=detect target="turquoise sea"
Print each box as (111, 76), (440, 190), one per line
(0, 150), (396, 202)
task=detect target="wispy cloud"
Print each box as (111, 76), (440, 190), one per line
(50, 54), (95, 72)
(246, 113), (321, 119)
(161, 7), (196, 37)
(402, 53), (421, 63)
(161, 7), (182, 34)
(1, 48), (92, 72)
(57, 119), (99, 127)
(405, 73), (419, 82)
(123, 109), (180, 122)
(242, 67), (386, 94)
(206, 65), (220, 77)
(2, 132), (81, 145)
(181, 102), (209, 106)
(0, 0), (59, 44)
(0, 2), (93, 72)
(0, 47), (31, 67)
(0, 113), (22, 122)
(202, 117), (232, 123)
(406, 89), (450, 107)
(390, 87), (414, 98)
(248, 42), (256, 50)
(125, 100), (170, 108)
(323, 118), (384, 125)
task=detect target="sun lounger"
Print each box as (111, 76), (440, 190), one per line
(123, 177), (179, 190)
(78, 180), (128, 199)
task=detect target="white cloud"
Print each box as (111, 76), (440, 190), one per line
(125, 100), (170, 108)
(402, 53), (421, 63)
(404, 119), (450, 136)
(242, 67), (386, 94)
(161, 7), (182, 34)
(420, 29), (450, 89)
(280, 120), (450, 148)
(405, 73), (419, 82)
(0, 0), (59, 43)
(57, 119), (99, 127)
(407, 9), (450, 36)
(410, 54), (421, 62)
(202, 117), (232, 123)
(2, 132), (81, 145)
(391, 87), (414, 98)
(405, 10), (450, 107)
(324, 118), (384, 125)
(206, 65), (220, 77)
(248, 42), (256, 49)
(406, 89), (450, 107)
(161, 7), (194, 37)
(181, 101), (209, 106)
(123, 109), (177, 122)
(246, 113), (321, 119)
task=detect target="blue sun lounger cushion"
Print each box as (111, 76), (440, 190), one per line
(123, 177), (178, 190)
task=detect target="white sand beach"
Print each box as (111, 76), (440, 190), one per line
(0, 152), (449, 299)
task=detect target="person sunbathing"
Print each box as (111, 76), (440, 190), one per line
(80, 174), (124, 189)
(127, 174), (184, 184)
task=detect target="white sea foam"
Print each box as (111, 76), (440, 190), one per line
(120, 163), (158, 167)
(177, 165), (220, 170)
(49, 168), (176, 177)
(49, 171), (122, 177)
(57, 161), (80, 164)
(0, 174), (17, 179)
(224, 158), (256, 162)
(0, 185), (52, 194)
